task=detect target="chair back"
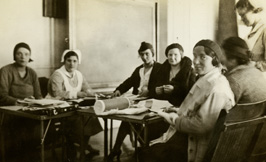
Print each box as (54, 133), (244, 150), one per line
(226, 100), (266, 122)
(204, 100), (266, 162)
(38, 77), (49, 98)
(248, 122), (266, 162)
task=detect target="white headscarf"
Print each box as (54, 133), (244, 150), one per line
(60, 49), (82, 64)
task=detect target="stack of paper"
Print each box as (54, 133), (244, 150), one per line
(23, 98), (68, 107)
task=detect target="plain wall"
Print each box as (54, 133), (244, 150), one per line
(0, 0), (220, 84)
(166, 0), (219, 60)
(0, 0), (68, 78)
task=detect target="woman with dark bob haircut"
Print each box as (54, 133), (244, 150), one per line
(152, 43), (196, 106)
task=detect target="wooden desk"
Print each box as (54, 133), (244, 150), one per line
(78, 108), (164, 162)
(0, 106), (76, 162)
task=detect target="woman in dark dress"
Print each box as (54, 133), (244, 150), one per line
(153, 43), (196, 106)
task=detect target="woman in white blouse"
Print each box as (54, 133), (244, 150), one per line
(47, 49), (94, 99)
(47, 50), (102, 159)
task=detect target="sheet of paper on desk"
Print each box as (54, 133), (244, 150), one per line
(0, 106), (24, 111)
(139, 99), (173, 112)
(24, 99), (67, 106)
(97, 107), (148, 116)
(121, 94), (148, 101)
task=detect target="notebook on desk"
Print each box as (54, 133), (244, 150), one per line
(23, 99), (67, 106)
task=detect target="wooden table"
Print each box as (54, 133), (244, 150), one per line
(77, 108), (164, 162)
(0, 106), (76, 162)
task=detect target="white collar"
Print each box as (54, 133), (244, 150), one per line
(59, 65), (77, 78)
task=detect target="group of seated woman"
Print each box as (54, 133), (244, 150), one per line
(1, 34), (266, 162)
(107, 38), (266, 162)
(0, 44), (102, 161)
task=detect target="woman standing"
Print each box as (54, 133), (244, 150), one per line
(235, 0), (266, 72)
(154, 43), (196, 106)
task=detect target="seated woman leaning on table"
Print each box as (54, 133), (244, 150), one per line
(153, 43), (196, 106)
(47, 49), (103, 159)
(139, 40), (235, 162)
(0, 42), (42, 160)
(108, 42), (169, 161)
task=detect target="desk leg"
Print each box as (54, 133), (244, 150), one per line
(40, 120), (45, 162)
(110, 119), (113, 151)
(80, 115), (85, 162)
(0, 113), (5, 162)
(103, 118), (108, 161)
(134, 131), (139, 162)
(144, 123), (148, 147)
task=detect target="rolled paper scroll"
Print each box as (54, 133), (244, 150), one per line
(93, 97), (130, 114)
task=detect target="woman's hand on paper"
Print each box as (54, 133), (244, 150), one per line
(25, 96), (35, 100)
(111, 90), (121, 97)
(157, 110), (178, 125)
(85, 90), (95, 97)
(77, 92), (87, 98)
(163, 107), (178, 113)
(163, 85), (174, 94)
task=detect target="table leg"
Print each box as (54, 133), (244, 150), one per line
(0, 113), (5, 162)
(80, 115), (85, 162)
(104, 118), (108, 161)
(134, 131), (139, 162)
(110, 119), (113, 151)
(144, 123), (148, 147)
(40, 120), (45, 162)
(61, 118), (66, 162)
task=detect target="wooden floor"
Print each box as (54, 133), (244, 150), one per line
(84, 127), (136, 162)
(3, 127), (136, 162)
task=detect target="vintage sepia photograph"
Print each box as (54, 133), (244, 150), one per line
(0, 0), (266, 162)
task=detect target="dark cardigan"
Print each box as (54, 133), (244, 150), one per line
(115, 61), (162, 96)
(152, 56), (196, 106)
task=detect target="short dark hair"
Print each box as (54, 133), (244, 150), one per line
(203, 47), (221, 67)
(235, 0), (254, 11)
(224, 51), (250, 65)
(222, 36), (251, 65)
(165, 43), (184, 57)
(63, 51), (79, 62)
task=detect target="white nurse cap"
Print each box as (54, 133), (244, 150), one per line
(61, 49), (82, 64)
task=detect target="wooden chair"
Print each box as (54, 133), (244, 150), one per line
(248, 122), (266, 162)
(38, 77), (49, 98)
(204, 100), (266, 162)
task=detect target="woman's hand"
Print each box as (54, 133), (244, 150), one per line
(255, 61), (264, 71)
(25, 96), (35, 100)
(163, 106), (178, 113)
(85, 90), (95, 97)
(157, 110), (178, 125)
(163, 85), (174, 94)
(77, 92), (87, 98)
(111, 90), (121, 97)
(139, 86), (149, 97)
(155, 86), (164, 95)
